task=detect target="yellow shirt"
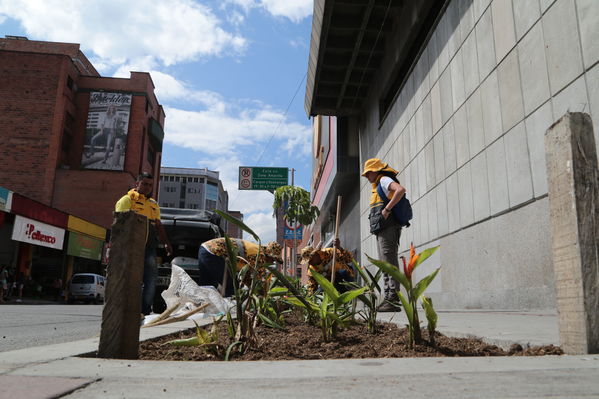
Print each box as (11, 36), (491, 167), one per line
(202, 238), (269, 270)
(115, 189), (161, 221)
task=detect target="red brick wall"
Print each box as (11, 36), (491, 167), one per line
(0, 51), (68, 205)
(1, 40), (164, 229)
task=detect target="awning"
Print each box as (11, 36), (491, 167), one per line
(68, 215), (106, 240)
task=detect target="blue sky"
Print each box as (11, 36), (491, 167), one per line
(0, 0), (314, 242)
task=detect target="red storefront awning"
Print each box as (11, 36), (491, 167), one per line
(10, 193), (68, 228)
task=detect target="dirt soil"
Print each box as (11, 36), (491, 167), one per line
(138, 311), (563, 361)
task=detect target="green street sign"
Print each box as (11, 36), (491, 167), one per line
(239, 166), (288, 190)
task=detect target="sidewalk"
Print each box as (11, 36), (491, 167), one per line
(1, 310), (598, 399)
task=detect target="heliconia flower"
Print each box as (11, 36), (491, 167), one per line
(401, 256), (410, 279)
(410, 242), (416, 260)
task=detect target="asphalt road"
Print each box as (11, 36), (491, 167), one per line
(0, 304), (103, 352)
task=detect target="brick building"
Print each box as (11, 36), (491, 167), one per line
(0, 37), (165, 292)
(0, 36), (165, 229)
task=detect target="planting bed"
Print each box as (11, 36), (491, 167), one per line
(138, 311), (563, 361)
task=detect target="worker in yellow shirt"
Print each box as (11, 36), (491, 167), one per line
(198, 238), (282, 297)
(300, 238), (355, 294)
(115, 172), (172, 315)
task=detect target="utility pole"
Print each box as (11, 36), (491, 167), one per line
(290, 168), (296, 278)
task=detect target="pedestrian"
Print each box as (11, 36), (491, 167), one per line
(14, 273), (25, 302)
(197, 238), (282, 297)
(361, 158), (406, 312)
(0, 264), (8, 303)
(300, 238), (355, 294)
(115, 172), (173, 315)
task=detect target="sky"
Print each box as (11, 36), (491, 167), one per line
(0, 0), (314, 243)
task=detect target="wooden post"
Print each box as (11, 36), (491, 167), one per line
(545, 112), (599, 354)
(330, 196), (342, 286)
(98, 211), (147, 359)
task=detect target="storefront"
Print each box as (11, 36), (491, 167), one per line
(0, 187), (15, 267)
(65, 215), (106, 282)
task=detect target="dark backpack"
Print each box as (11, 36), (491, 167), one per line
(377, 183), (412, 227)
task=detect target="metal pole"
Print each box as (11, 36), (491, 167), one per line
(291, 168), (296, 278)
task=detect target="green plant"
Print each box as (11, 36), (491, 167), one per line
(346, 259), (384, 334)
(166, 318), (242, 361)
(282, 269), (365, 341)
(272, 185), (320, 226)
(367, 243), (440, 348)
(421, 296), (438, 346)
(215, 211), (288, 354)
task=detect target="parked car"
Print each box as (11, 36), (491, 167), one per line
(68, 273), (105, 304)
(153, 208), (223, 313)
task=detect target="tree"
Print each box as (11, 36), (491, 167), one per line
(272, 186), (320, 276)
(272, 186), (319, 226)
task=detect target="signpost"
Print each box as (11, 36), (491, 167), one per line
(238, 167), (288, 190)
(283, 219), (303, 240)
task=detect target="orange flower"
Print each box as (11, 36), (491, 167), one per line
(401, 256), (409, 278)
(403, 243), (419, 280)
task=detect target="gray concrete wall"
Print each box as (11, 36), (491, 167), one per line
(359, 0), (599, 310)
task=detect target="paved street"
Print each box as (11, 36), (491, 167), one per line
(0, 304), (102, 352)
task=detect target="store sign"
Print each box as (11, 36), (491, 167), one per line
(12, 215), (65, 249)
(0, 187), (12, 212)
(67, 231), (103, 261)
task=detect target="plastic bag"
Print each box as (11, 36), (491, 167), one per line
(160, 264), (233, 318)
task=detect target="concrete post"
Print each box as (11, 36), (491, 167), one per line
(98, 211), (147, 359)
(545, 112), (599, 354)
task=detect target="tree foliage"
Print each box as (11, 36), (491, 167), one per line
(272, 185), (320, 226)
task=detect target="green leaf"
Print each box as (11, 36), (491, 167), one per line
(338, 287), (367, 304)
(216, 210), (260, 242)
(421, 296), (437, 331)
(258, 313), (286, 330)
(412, 268), (440, 300)
(166, 336), (200, 346)
(311, 269), (339, 301)
(268, 286), (289, 296)
(413, 245), (439, 271)
(267, 266), (315, 313)
(398, 291), (414, 325)
(225, 341), (243, 361)
(366, 254), (410, 290)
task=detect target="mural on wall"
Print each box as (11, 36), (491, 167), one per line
(81, 92), (132, 170)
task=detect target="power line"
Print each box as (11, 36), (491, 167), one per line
(254, 71), (307, 166)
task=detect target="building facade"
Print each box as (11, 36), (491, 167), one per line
(305, 0), (599, 310)
(0, 37), (165, 292)
(158, 167), (243, 238)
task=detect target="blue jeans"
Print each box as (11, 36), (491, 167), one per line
(197, 246), (230, 296)
(141, 246), (157, 315)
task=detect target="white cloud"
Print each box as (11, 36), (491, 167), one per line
(0, 0), (246, 69)
(159, 70), (312, 158)
(260, 0), (312, 22)
(243, 211), (276, 243)
(225, 0), (312, 23)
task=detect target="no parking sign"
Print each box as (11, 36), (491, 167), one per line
(283, 219), (302, 240)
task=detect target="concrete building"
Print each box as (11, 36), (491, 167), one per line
(158, 167), (243, 238)
(305, 0), (599, 310)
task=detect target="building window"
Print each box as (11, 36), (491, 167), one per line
(193, 177), (198, 182)
(169, 176), (174, 182)
(66, 76), (74, 90)
(200, 178), (205, 183)
(175, 177), (180, 182)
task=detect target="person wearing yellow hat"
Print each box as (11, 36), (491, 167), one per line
(300, 238), (355, 294)
(361, 158), (406, 312)
(197, 237), (282, 297)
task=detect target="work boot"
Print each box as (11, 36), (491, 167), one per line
(377, 297), (402, 312)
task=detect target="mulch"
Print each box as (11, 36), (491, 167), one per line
(137, 311), (563, 361)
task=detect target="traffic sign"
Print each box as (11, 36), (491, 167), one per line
(238, 166), (288, 190)
(283, 219), (303, 240)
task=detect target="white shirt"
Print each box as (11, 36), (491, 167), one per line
(379, 176), (394, 199)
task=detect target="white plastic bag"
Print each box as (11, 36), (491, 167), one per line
(160, 264), (233, 318)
